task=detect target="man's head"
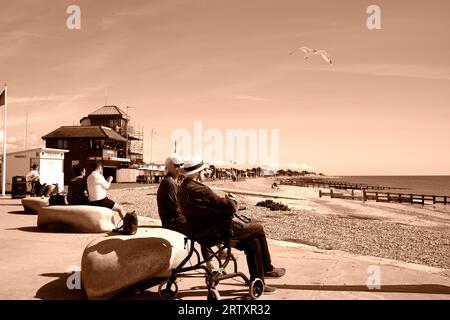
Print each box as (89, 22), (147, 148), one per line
(181, 155), (207, 181)
(32, 164), (38, 170)
(165, 154), (184, 178)
(92, 161), (103, 173)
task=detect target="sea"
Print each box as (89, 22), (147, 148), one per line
(330, 176), (450, 196)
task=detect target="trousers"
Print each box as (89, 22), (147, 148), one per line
(231, 222), (272, 281)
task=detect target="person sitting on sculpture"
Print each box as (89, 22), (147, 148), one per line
(67, 164), (90, 205)
(87, 161), (125, 219)
(177, 155), (286, 295)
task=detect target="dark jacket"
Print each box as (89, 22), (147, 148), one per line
(157, 175), (186, 227)
(67, 176), (89, 205)
(177, 177), (237, 246)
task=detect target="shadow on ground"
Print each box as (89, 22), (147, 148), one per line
(7, 210), (30, 215)
(5, 226), (45, 233)
(35, 273), (86, 300)
(35, 273), (450, 300)
(272, 284), (450, 295)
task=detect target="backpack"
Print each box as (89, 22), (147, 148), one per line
(113, 211), (138, 235)
(49, 193), (67, 206)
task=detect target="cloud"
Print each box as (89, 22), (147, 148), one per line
(230, 95), (269, 102)
(0, 131), (43, 151)
(8, 94), (86, 104)
(7, 136), (19, 144)
(298, 63), (450, 81)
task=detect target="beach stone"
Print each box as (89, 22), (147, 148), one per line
(37, 205), (121, 233)
(21, 197), (49, 214)
(81, 228), (190, 299)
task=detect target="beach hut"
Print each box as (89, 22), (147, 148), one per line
(0, 148), (68, 193)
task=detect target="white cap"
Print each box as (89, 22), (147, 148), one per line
(166, 153), (184, 166)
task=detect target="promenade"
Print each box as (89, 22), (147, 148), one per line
(0, 197), (449, 300)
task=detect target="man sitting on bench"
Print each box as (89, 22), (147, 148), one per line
(177, 155), (286, 295)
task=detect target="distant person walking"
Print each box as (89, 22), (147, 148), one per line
(87, 161), (125, 219)
(67, 164), (89, 205)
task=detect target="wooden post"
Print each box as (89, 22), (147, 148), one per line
(421, 195), (425, 205)
(330, 189), (334, 198)
(410, 194), (413, 204)
(351, 189), (354, 200)
(319, 190), (322, 198)
(445, 196), (447, 205)
(399, 193), (402, 203)
(433, 196), (436, 204)
(387, 192), (390, 203)
(363, 189), (367, 202)
(376, 192), (378, 202)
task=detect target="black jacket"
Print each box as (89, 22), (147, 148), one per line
(177, 177), (237, 246)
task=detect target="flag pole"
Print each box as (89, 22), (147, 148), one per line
(2, 84), (7, 196)
(24, 112), (28, 150)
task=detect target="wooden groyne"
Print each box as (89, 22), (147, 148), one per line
(279, 179), (404, 191)
(319, 189), (449, 205)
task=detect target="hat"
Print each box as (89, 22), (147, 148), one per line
(181, 155), (207, 176)
(166, 153), (184, 166)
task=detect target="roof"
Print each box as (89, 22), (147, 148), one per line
(42, 126), (127, 142)
(6, 147), (69, 156)
(88, 105), (129, 119)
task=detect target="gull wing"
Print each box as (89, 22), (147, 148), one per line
(316, 50), (332, 65)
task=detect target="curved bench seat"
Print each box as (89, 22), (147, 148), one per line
(37, 205), (121, 233)
(81, 228), (190, 299)
(21, 197), (49, 214)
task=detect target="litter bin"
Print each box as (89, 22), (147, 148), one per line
(11, 176), (27, 199)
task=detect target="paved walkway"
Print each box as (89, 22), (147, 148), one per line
(0, 197), (449, 300)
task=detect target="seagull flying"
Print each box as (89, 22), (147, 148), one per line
(290, 46), (333, 65)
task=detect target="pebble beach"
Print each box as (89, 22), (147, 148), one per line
(108, 177), (450, 270)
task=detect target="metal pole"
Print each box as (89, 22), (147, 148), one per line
(24, 112), (28, 150)
(2, 84), (7, 196)
(150, 128), (153, 164)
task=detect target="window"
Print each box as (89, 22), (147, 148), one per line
(57, 139), (68, 149)
(89, 139), (104, 150)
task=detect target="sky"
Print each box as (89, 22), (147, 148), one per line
(0, 0), (449, 175)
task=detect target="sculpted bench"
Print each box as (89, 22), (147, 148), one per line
(81, 228), (190, 299)
(37, 205), (121, 233)
(21, 197), (49, 214)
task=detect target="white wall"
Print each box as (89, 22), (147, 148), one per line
(3, 149), (66, 192)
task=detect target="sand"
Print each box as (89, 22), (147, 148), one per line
(108, 177), (450, 269)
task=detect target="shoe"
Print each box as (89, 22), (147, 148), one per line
(264, 267), (286, 278)
(263, 285), (277, 295)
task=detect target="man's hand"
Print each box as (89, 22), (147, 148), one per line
(226, 193), (238, 203)
(107, 176), (114, 183)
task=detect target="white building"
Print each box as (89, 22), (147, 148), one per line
(0, 148), (68, 193)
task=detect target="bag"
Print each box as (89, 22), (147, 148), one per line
(113, 211), (138, 235)
(231, 213), (251, 231)
(49, 194), (67, 206)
